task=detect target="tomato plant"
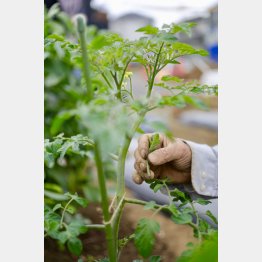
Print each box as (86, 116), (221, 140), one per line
(44, 4), (218, 261)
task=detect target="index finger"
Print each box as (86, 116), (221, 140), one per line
(138, 134), (151, 159)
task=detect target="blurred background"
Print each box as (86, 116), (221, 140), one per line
(45, 0), (218, 146)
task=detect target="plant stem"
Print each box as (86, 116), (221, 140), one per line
(116, 57), (133, 99)
(146, 42), (164, 98)
(163, 181), (173, 205)
(60, 197), (74, 228)
(85, 224), (105, 230)
(101, 72), (114, 90)
(94, 141), (116, 261)
(190, 201), (202, 241)
(116, 112), (146, 204)
(76, 16), (93, 101)
(113, 111), (147, 256)
(124, 197), (164, 210)
(125, 197), (170, 216)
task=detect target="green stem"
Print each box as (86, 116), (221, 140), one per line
(60, 198), (74, 228)
(117, 57), (133, 97)
(102, 71), (114, 90)
(85, 224), (105, 230)
(146, 42), (164, 98)
(128, 76), (133, 98)
(77, 16), (93, 101)
(190, 201), (202, 241)
(94, 141), (116, 261)
(124, 198), (170, 216)
(163, 181), (173, 205)
(113, 112), (146, 256)
(110, 71), (119, 88)
(116, 112), (146, 204)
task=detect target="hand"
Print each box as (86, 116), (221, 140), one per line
(133, 133), (192, 185)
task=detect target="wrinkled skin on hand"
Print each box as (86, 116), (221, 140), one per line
(133, 133), (192, 185)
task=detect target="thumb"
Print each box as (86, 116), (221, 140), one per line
(148, 145), (175, 165)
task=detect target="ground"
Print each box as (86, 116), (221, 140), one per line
(45, 193), (196, 262)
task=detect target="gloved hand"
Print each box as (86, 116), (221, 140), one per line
(133, 133), (192, 184)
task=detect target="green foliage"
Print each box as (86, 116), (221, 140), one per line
(176, 231), (218, 262)
(67, 237), (83, 256)
(149, 133), (161, 153)
(149, 255), (162, 262)
(44, 6), (218, 259)
(134, 218), (160, 258)
(44, 134), (93, 168)
(144, 201), (157, 210)
(206, 210), (218, 225)
(44, 192), (90, 256)
(136, 25), (159, 35)
(149, 180), (165, 193)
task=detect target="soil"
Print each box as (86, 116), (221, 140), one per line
(45, 193), (195, 262)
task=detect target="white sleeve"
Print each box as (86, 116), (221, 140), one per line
(184, 141), (218, 197)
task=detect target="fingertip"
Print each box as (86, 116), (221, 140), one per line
(145, 170), (155, 180)
(132, 173), (144, 184)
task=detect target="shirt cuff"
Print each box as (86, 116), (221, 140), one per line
(184, 140), (218, 197)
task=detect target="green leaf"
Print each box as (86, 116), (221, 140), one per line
(199, 219), (210, 233)
(149, 134), (160, 153)
(183, 96), (208, 110)
(48, 34), (65, 41)
(136, 127), (145, 134)
(161, 75), (183, 82)
(149, 256), (162, 262)
(45, 183), (63, 193)
(186, 242), (194, 248)
(67, 237), (83, 256)
(57, 231), (69, 244)
(74, 196), (88, 207)
(50, 110), (76, 136)
(67, 220), (88, 236)
(64, 192), (88, 207)
(144, 201), (156, 211)
(149, 180), (164, 193)
(47, 3), (60, 19)
(66, 205), (76, 215)
(194, 198), (211, 206)
(170, 188), (191, 203)
(206, 210), (218, 225)
(158, 95), (186, 108)
(172, 213), (192, 224)
(136, 25), (159, 35)
(134, 218), (160, 258)
(53, 203), (62, 212)
(44, 190), (69, 201)
(90, 34), (111, 50)
(168, 205), (179, 216)
(157, 32), (177, 43)
(44, 151), (55, 168)
(172, 42), (209, 57)
(176, 231), (218, 262)
(169, 22), (197, 36)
